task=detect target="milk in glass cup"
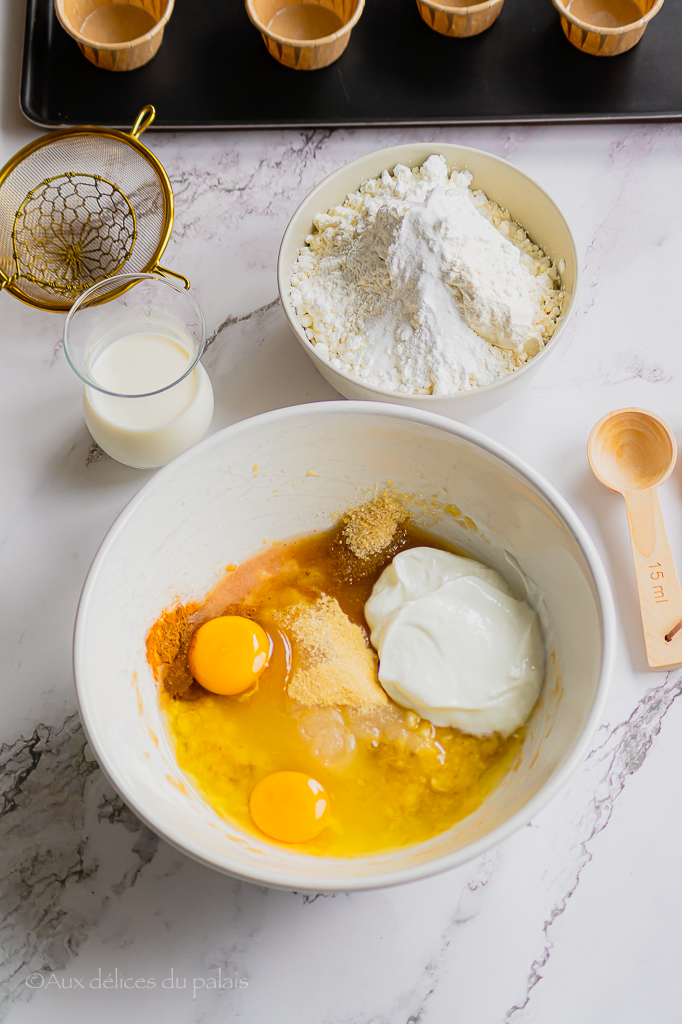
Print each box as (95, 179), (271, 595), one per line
(64, 274), (214, 469)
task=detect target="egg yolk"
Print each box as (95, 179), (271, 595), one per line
(188, 615), (270, 695)
(249, 771), (330, 844)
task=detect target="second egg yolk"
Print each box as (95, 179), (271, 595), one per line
(250, 771), (330, 843)
(188, 615), (270, 695)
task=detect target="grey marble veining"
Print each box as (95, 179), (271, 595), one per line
(503, 668), (682, 1021)
(0, 716), (157, 1014)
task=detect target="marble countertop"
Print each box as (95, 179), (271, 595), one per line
(4, 3), (682, 1021)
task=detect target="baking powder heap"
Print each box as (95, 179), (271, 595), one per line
(275, 595), (387, 710)
(290, 155), (564, 395)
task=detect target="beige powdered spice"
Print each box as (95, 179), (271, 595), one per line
(341, 493), (407, 559)
(275, 594), (388, 710)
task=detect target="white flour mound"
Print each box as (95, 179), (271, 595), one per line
(290, 155), (564, 395)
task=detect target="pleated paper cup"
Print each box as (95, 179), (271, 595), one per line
(415, 0), (505, 37)
(245, 0), (364, 70)
(55, 0), (174, 71)
(551, 0), (665, 55)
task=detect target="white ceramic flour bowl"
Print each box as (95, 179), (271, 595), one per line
(278, 144), (580, 419)
(74, 403), (613, 891)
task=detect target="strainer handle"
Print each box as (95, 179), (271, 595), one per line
(129, 105), (156, 140)
(155, 265), (191, 290)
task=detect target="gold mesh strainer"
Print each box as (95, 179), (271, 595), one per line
(0, 105), (187, 312)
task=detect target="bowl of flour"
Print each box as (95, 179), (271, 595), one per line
(279, 144), (579, 418)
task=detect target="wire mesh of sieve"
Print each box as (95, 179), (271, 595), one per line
(0, 111), (174, 312)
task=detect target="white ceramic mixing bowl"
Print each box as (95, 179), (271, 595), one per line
(75, 403), (613, 891)
(278, 143), (580, 419)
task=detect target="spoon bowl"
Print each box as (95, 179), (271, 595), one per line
(588, 408), (676, 493)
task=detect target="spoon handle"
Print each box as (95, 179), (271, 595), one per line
(623, 487), (682, 670)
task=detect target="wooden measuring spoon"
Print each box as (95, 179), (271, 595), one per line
(588, 408), (682, 670)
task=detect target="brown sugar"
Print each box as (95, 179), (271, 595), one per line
(331, 493), (408, 581)
(275, 594), (388, 710)
(341, 493), (407, 558)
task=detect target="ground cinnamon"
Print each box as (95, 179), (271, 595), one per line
(146, 602), (200, 698)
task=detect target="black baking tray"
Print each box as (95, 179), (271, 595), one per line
(20, 0), (682, 129)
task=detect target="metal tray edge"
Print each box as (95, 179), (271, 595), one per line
(19, 0), (682, 132)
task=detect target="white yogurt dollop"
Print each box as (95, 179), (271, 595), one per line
(365, 547), (545, 737)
